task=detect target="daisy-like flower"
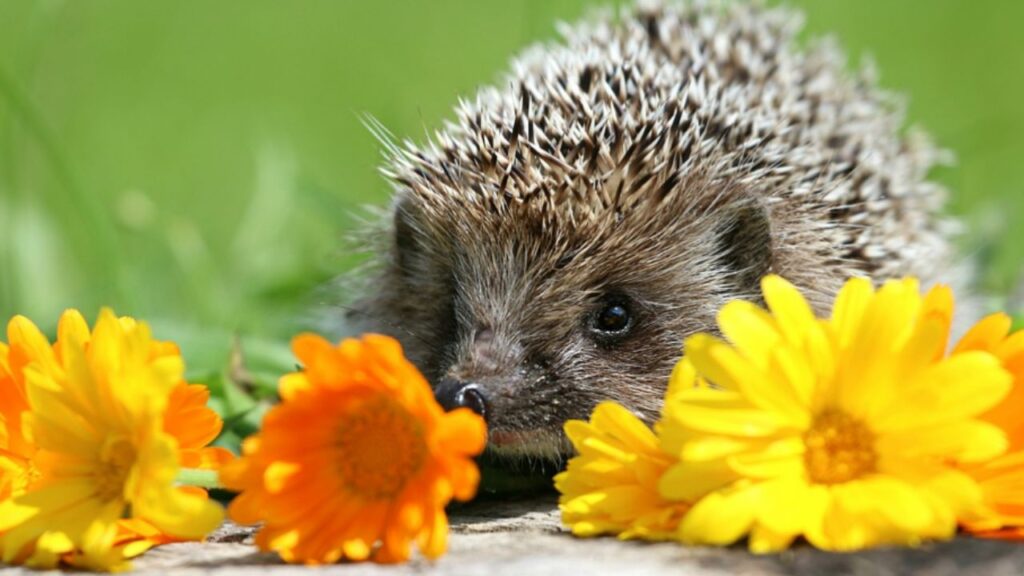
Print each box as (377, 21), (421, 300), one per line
(108, 380), (234, 560)
(659, 275), (1013, 552)
(220, 333), (487, 565)
(555, 399), (690, 541)
(945, 313), (1024, 540)
(0, 310), (224, 571)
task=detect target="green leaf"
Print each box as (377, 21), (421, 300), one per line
(176, 468), (222, 490)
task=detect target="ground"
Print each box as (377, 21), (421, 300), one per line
(4, 495), (1022, 576)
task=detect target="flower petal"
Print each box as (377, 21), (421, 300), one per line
(679, 484), (758, 546)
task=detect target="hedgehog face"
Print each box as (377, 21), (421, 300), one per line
(366, 189), (774, 461)
(347, 1), (951, 463)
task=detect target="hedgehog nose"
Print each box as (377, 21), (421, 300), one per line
(435, 378), (489, 421)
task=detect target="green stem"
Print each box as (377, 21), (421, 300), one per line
(176, 468), (222, 490)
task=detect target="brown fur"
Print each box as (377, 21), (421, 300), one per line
(344, 1), (954, 462)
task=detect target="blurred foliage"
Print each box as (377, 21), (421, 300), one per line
(1, 1), (1023, 447)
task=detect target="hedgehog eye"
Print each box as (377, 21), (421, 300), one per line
(591, 298), (633, 338)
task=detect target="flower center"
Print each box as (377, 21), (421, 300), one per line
(803, 409), (877, 485)
(93, 436), (137, 503)
(333, 394), (427, 500)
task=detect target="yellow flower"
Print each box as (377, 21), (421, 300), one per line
(659, 276), (1013, 552)
(0, 310), (224, 571)
(945, 313), (1024, 539)
(220, 333), (487, 565)
(108, 381), (235, 560)
(555, 400), (690, 540)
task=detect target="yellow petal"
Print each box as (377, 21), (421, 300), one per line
(877, 421), (1008, 463)
(57, 310), (91, 350)
(664, 357), (702, 400)
(666, 387), (790, 437)
(749, 523), (797, 554)
(834, 279), (923, 412)
(766, 344), (817, 412)
(7, 315), (60, 377)
(589, 402), (657, 452)
(658, 460), (736, 503)
(678, 484), (758, 546)
(680, 436), (754, 462)
(137, 485), (223, 540)
(752, 477), (811, 536)
(919, 284), (955, 350)
(954, 313), (1013, 355)
(761, 275), (818, 349)
(685, 334), (805, 423)
(872, 351), (1012, 431)
(726, 439), (804, 479)
(717, 300), (780, 369)
(839, 477), (934, 534)
(830, 276), (874, 348)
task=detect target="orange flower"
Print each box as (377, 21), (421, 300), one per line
(0, 322), (39, 503)
(918, 288), (1024, 538)
(951, 313), (1024, 539)
(220, 333), (486, 565)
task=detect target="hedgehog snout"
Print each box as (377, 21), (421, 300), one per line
(431, 324), (530, 428)
(435, 376), (490, 421)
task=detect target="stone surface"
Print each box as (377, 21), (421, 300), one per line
(3, 495), (1024, 575)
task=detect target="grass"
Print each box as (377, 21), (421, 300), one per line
(1, 0), (1022, 449)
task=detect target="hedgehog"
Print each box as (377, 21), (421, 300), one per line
(345, 0), (957, 463)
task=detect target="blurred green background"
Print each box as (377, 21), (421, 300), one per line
(2, 1), (1023, 441)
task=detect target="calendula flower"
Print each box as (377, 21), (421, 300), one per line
(108, 380), (234, 560)
(220, 333), (487, 565)
(555, 399), (690, 540)
(659, 275), (1012, 552)
(0, 312), (232, 567)
(945, 313), (1024, 540)
(0, 310), (224, 571)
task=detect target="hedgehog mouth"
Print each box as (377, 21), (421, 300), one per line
(484, 426), (571, 462)
(488, 428), (544, 447)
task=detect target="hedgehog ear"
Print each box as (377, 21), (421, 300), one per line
(714, 199), (773, 298)
(393, 195), (422, 274)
